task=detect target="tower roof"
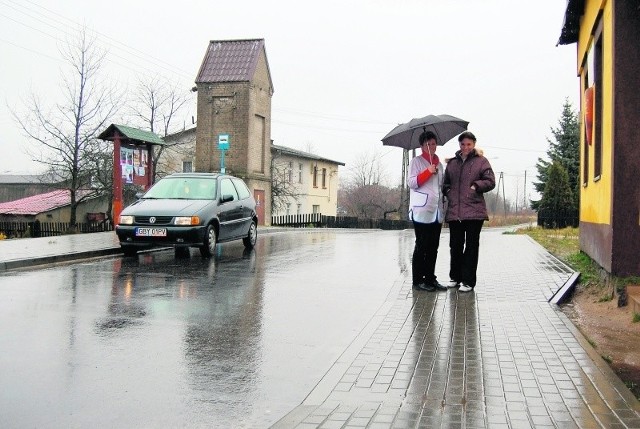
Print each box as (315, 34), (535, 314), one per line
(195, 39), (273, 90)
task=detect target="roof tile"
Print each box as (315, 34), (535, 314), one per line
(0, 189), (92, 215)
(195, 39), (264, 83)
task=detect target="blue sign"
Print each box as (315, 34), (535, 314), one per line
(218, 134), (230, 150)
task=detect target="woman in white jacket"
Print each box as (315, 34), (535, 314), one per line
(407, 130), (446, 292)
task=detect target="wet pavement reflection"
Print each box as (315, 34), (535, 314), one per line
(2, 228), (640, 428)
(272, 229), (640, 428)
(0, 229), (406, 428)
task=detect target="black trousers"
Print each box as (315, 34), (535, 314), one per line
(412, 220), (442, 286)
(448, 219), (484, 287)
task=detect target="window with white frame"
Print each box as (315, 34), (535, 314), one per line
(298, 163), (303, 183)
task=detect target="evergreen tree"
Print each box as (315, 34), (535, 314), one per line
(538, 161), (575, 228)
(532, 98), (580, 210)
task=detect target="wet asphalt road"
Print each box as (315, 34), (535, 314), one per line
(0, 229), (413, 428)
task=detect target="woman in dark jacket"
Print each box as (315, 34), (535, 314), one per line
(442, 131), (495, 292)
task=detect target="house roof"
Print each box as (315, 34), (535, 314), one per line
(98, 124), (165, 146)
(272, 144), (345, 166)
(0, 189), (93, 215)
(195, 39), (273, 90)
(0, 174), (46, 184)
(558, 0), (584, 45)
(163, 126), (197, 143)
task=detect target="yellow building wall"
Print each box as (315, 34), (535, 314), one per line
(577, 0), (613, 225)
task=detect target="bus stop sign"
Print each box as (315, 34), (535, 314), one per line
(218, 134), (230, 150)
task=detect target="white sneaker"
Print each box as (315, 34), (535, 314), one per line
(458, 284), (473, 293)
(447, 280), (460, 288)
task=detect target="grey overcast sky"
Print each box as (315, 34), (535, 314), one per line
(0, 0), (578, 202)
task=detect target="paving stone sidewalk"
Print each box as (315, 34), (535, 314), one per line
(1, 228), (639, 428)
(273, 230), (640, 428)
(0, 231), (121, 271)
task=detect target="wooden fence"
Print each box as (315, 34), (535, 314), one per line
(271, 214), (413, 230)
(1, 214), (412, 238)
(0, 220), (114, 239)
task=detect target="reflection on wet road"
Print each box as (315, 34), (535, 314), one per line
(0, 229), (411, 428)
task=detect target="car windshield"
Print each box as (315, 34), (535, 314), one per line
(142, 177), (217, 200)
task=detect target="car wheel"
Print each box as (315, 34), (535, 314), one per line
(243, 221), (257, 249)
(199, 224), (217, 257)
(122, 245), (137, 257)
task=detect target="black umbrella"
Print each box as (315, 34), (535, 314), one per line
(381, 114), (469, 150)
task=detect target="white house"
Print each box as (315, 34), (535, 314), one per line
(157, 127), (197, 176)
(271, 144), (344, 217)
(159, 128), (345, 218)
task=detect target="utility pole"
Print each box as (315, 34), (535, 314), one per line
(493, 172), (502, 213)
(493, 171), (507, 216)
(501, 172), (507, 217)
(523, 170), (528, 210)
(493, 172), (507, 217)
(400, 149), (409, 220)
(515, 178), (519, 213)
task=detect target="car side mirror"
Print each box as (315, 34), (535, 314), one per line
(221, 194), (234, 203)
(135, 192), (144, 200)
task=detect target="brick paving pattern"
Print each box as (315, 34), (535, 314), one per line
(1, 228), (639, 428)
(273, 230), (640, 428)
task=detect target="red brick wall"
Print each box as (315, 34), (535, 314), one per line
(195, 48), (274, 223)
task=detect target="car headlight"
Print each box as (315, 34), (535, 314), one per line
(119, 215), (134, 225)
(174, 216), (200, 226)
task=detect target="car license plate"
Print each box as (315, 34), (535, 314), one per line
(135, 227), (167, 237)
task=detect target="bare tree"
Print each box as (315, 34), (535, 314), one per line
(299, 141), (316, 155)
(157, 131), (197, 177)
(128, 77), (190, 180)
(270, 155), (301, 214)
(339, 182), (401, 219)
(336, 150), (400, 218)
(11, 28), (119, 229)
(347, 150), (389, 187)
(78, 138), (115, 224)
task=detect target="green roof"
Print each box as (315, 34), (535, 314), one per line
(98, 124), (165, 145)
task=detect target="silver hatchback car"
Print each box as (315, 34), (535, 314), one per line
(116, 173), (258, 257)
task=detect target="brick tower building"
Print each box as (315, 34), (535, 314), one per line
(194, 39), (274, 225)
